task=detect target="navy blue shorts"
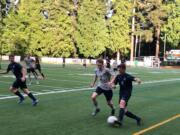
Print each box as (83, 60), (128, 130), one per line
(119, 94), (131, 106)
(12, 79), (27, 90)
(95, 87), (113, 101)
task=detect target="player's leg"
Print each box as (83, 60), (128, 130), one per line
(23, 88), (38, 106)
(125, 109), (142, 126)
(27, 68), (32, 85)
(37, 65), (45, 79)
(31, 68), (39, 84)
(10, 80), (24, 104)
(104, 90), (115, 115)
(91, 87), (102, 116)
(118, 98), (126, 124)
(20, 80), (38, 106)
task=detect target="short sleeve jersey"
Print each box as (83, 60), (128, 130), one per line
(24, 57), (34, 68)
(114, 73), (135, 95)
(7, 62), (23, 79)
(95, 68), (115, 90)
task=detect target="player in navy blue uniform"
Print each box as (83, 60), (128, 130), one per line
(110, 63), (142, 126)
(0, 55), (38, 106)
(35, 56), (45, 79)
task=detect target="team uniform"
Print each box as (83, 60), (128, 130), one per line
(95, 68), (114, 101)
(6, 62), (38, 106)
(24, 57), (36, 74)
(7, 62), (27, 89)
(106, 58), (111, 69)
(114, 73), (135, 105)
(24, 57), (39, 84)
(35, 57), (45, 79)
(92, 67), (115, 116)
(114, 72), (141, 126)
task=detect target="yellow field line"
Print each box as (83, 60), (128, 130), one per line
(132, 114), (180, 135)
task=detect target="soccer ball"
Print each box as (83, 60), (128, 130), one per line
(107, 116), (118, 125)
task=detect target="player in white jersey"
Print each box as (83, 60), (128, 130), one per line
(90, 59), (116, 116)
(24, 55), (39, 85)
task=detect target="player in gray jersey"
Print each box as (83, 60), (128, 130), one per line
(90, 59), (115, 116)
(24, 55), (39, 85)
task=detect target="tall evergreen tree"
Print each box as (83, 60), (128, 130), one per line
(107, 0), (132, 60)
(75, 0), (108, 58)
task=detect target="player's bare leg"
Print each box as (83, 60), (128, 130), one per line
(23, 88), (38, 106)
(91, 92), (100, 116)
(107, 100), (115, 116)
(10, 87), (24, 104)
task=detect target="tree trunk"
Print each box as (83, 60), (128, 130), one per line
(134, 35), (138, 58)
(155, 26), (160, 58)
(130, 2), (135, 61)
(117, 50), (120, 62)
(138, 34), (141, 57)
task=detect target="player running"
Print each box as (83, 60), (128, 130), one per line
(0, 55), (38, 106)
(24, 55), (39, 85)
(90, 59), (115, 116)
(110, 63), (142, 126)
(35, 56), (45, 79)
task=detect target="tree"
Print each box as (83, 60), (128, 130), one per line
(107, 0), (132, 60)
(162, 0), (180, 47)
(75, 0), (108, 58)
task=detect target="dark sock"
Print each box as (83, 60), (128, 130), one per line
(119, 108), (125, 122)
(93, 101), (98, 108)
(125, 111), (140, 121)
(28, 93), (36, 101)
(15, 91), (24, 99)
(41, 73), (45, 78)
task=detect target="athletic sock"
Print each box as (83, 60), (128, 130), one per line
(41, 73), (45, 78)
(125, 111), (140, 120)
(28, 93), (36, 101)
(119, 108), (125, 122)
(14, 91), (24, 99)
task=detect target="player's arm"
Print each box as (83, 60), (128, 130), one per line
(0, 66), (10, 74)
(109, 75), (118, 89)
(90, 75), (98, 88)
(134, 78), (141, 84)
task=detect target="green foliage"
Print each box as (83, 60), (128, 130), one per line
(162, 0), (180, 46)
(107, 0), (131, 54)
(0, 0), (179, 57)
(75, 0), (108, 58)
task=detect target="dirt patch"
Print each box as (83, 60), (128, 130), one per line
(161, 66), (180, 69)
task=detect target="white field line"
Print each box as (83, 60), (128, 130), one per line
(0, 78), (179, 101)
(0, 87), (93, 100)
(1, 75), (89, 84)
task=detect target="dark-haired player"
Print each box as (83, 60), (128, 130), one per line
(110, 63), (142, 126)
(0, 55), (38, 106)
(90, 59), (115, 116)
(35, 56), (45, 79)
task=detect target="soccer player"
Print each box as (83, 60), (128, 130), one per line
(110, 63), (142, 126)
(0, 55), (38, 106)
(90, 59), (115, 116)
(106, 57), (111, 69)
(24, 55), (39, 85)
(35, 56), (45, 79)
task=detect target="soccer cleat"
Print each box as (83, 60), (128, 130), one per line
(111, 109), (115, 116)
(32, 100), (39, 106)
(114, 120), (122, 127)
(137, 118), (142, 126)
(18, 97), (25, 104)
(92, 108), (100, 116)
